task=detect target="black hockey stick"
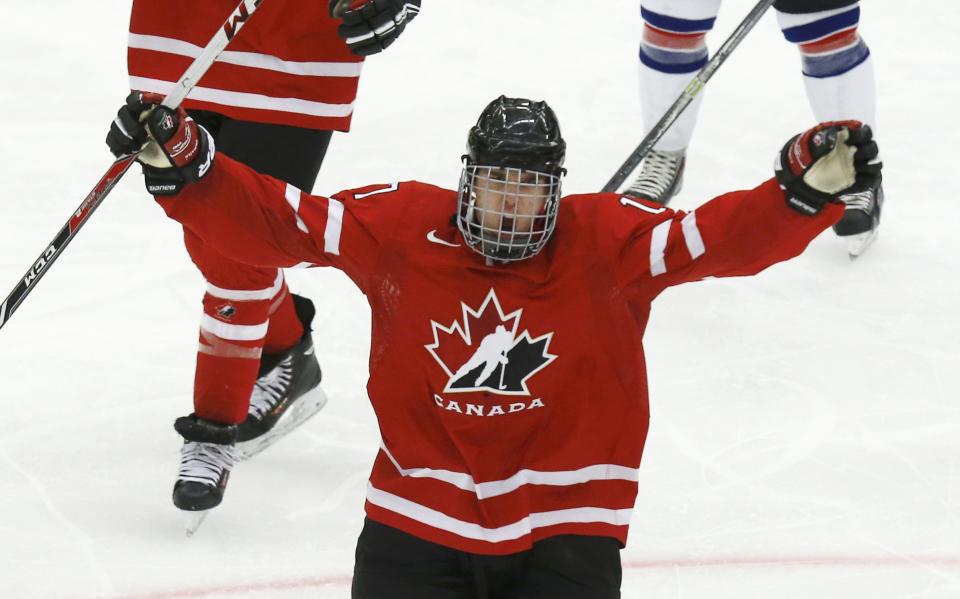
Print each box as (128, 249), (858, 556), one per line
(602, 0), (775, 193)
(0, 0), (269, 331)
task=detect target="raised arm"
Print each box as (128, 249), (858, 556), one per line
(106, 92), (404, 289)
(615, 122), (881, 296)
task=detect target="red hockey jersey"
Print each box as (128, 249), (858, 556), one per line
(157, 156), (843, 555)
(128, 0), (363, 131)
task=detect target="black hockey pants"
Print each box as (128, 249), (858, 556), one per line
(187, 109), (333, 191)
(351, 519), (622, 599)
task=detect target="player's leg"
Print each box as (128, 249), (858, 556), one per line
(171, 113), (333, 512)
(627, 0), (722, 204)
(215, 117), (333, 191)
(212, 116), (334, 454)
(774, 0), (882, 255)
(351, 519), (476, 599)
(510, 534), (622, 598)
(474, 358), (501, 387)
(174, 232), (310, 511)
(162, 110), (234, 513)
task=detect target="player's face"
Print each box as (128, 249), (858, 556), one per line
(471, 167), (550, 238)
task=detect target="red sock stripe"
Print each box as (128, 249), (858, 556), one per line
(643, 24), (706, 51)
(800, 27), (859, 54)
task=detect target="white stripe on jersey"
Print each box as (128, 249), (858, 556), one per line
(128, 33), (365, 78)
(324, 199), (345, 256)
(681, 211), (705, 260)
(199, 314), (268, 341)
(285, 184), (309, 234)
(206, 270), (284, 302)
(366, 483), (633, 544)
(129, 76), (355, 118)
(381, 445), (638, 500)
(354, 182), (399, 199)
(650, 220), (671, 277)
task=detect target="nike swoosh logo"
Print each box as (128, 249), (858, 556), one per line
(426, 230), (461, 247)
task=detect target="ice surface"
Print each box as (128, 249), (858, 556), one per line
(1, 1), (958, 597)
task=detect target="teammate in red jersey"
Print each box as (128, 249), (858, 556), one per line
(107, 95), (880, 597)
(115, 0), (420, 517)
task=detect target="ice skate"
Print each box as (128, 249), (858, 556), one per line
(624, 149), (686, 205)
(236, 294), (326, 459)
(834, 183), (883, 258)
(172, 414), (240, 535)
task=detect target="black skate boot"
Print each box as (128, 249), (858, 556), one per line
(833, 182), (883, 257)
(236, 294), (326, 458)
(624, 148), (686, 205)
(172, 414), (240, 534)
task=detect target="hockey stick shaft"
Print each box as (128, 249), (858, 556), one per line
(602, 0), (775, 193)
(0, 0), (268, 330)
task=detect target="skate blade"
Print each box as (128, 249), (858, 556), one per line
(846, 229), (879, 258)
(184, 510), (209, 537)
(237, 387), (328, 460)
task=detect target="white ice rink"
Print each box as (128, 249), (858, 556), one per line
(1, 1), (958, 597)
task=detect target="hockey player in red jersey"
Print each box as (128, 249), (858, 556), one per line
(114, 0), (420, 519)
(107, 95), (880, 596)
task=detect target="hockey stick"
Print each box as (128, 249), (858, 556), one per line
(602, 0), (775, 193)
(0, 0), (269, 331)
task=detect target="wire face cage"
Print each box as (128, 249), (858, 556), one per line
(457, 164), (563, 262)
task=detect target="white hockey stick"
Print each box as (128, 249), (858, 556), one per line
(0, 0), (269, 331)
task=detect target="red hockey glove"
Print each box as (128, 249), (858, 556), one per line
(106, 91), (214, 196)
(775, 121), (881, 216)
(329, 0), (420, 56)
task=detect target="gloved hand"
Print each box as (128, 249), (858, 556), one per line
(329, 0), (420, 56)
(775, 121), (881, 215)
(105, 91), (214, 196)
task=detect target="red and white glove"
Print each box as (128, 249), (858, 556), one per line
(329, 0), (420, 56)
(106, 91), (214, 195)
(775, 121), (881, 215)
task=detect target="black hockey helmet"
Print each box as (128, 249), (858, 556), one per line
(465, 96), (566, 174)
(457, 97), (566, 263)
